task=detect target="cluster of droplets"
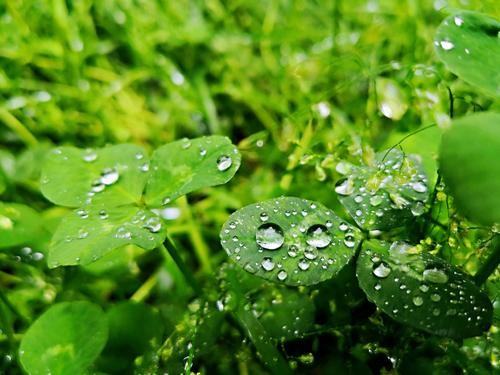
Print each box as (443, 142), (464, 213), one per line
(366, 246), (489, 332)
(10, 246), (44, 264)
(434, 16), (471, 55)
(221, 198), (359, 284)
(335, 151), (429, 229)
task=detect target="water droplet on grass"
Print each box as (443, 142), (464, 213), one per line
(430, 293), (441, 302)
(343, 234), (356, 248)
(256, 223), (284, 250)
(298, 259), (310, 270)
(83, 151), (97, 163)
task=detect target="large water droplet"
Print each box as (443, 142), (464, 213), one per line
(373, 262), (391, 278)
(411, 201), (425, 216)
(261, 257), (275, 271)
(217, 155), (232, 171)
(335, 178), (354, 196)
(100, 168), (119, 185)
(256, 223), (284, 250)
(423, 267), (448, 284)
(306, 224), (331, 249)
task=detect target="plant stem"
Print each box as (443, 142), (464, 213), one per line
(0, 288), (27, 324)
(161, 237), (202, 295)
(0, 108), (38, 147)
(474, 235), (500, 286)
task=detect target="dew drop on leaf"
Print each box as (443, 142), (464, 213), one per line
(439, 40), (455, 50)
(423, 267), (448, 284)
(255, 223), (284, 250)
(412, 296), (424, 306)
(298, 259), (310, 271)
(277, 270), (288, 281)
(100, 168), (119, 185)
(217, 155), (232, 171)
(305, 224), (331, 249)
(261, 257), (275, 271)
(334, 178), (354, 196)
(372, 262), (391, 278)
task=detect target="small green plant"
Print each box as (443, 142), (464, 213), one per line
(0, 4), (499, 374)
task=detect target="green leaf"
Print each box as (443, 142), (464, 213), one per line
(439, 112), (500, 225)
(356, 240), (492, 338)
(335, 148), (430, 231)
(99, 302), (164, 373)
(435, 11), (500, 97)
(41, 144), (149, 208)
(19, 301), (108, 375)
(220, 196), (362, 286)
(48, 205), (166, 267)
(144, 136), (241, 207)
(0, 202), (44, 249)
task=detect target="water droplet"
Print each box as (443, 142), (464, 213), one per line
(199, 148), (207, 157)
(217, 155), (232, 171)
(430, 293), (441, 302)
(261, 257), (275, 271)
(100, 168), (119, 185)
(339, 222), (349, 231)
(412, 296), (424, 306)
(411, 201), (425, 216)
(374, 283), (382, 291)
(343, 234), (356, 248)
(306, 224), (331, 249)
(411, 181), (427, 193)
(162, 197), (171, 205)
(298, 259), (310, 271)
(454, 16), (464, 26)
(83, 150), (97, 163)
(143, 217), (162, 233)
(373, 262), (391, 278)
(354, 195), (363, 203)
(370, 195), (383, 206)
(135, 152), (144, 160)
(181, 138), (191, 149)
(260, 212), (269, 222)
(423, 267), (448, 284)
(140, 163), (150, 172)
(432, 308), (440, 316)
(335, 178), (354, 196)
(78, 229), (89, 239)
(95, 210), (107, 221)
(256, 223), (284, 250)
(76, 209), (88, 219)
(277, 270), (288, 281)
(439, 40), (454, 50)
(419, 284), (429, 293)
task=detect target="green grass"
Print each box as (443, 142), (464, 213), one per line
(1, 0), (499, 373)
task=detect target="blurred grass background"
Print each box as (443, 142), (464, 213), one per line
(1, 1), (500, 373)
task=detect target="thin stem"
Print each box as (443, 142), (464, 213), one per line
(161, 237), (202, 295)
(0, 108), (38, 146)
(382, 123), (436, 162)
(474, 235), (500, 286)
(0, 288), (27, 324)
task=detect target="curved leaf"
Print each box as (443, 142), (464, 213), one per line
(0, 202), (44, 249)
(41, 144), (149, 208)
(220, 196), (362, 286)
(19, 301), (108, 375)
(435, 11), (500, 97)
(356, 240), (492, 338)
(48, 205), (166, 267)
(144, 136), (241, 207)
(335, 148), (430, 231)
(439, 112), (500, 225)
